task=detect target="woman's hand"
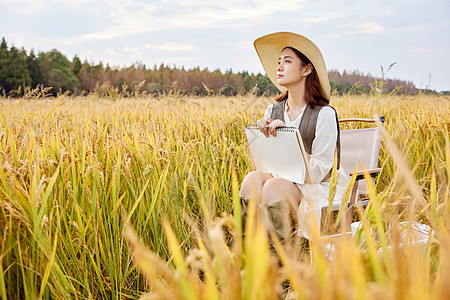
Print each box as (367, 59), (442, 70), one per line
(257, 117), (272, 137)
(267, 119), (285, 137)
(257, 117), (285, 137)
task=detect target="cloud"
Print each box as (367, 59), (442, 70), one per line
(123, 42), (198, 53)
(106, 48), (116, 55)
(4, 0), (92, 14)
(303, 13), (342, 24)
(346, 22), (383, 34)
(69, 0), (307, 42)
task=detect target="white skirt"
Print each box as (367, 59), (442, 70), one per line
(296, 169), (350, 240)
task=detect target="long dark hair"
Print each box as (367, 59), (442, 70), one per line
(274, 47), (328, 108)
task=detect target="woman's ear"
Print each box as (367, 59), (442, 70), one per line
(302, 64), (313, 76)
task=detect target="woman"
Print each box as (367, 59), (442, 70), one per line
(239, 32), (350, 243)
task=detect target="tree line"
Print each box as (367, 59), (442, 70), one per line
(0, 37), (420, 98)
(328, 69), (418, 95)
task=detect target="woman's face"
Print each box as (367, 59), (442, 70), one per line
(277, 48), (306, 88)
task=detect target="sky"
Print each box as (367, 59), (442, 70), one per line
(2, 0), (450, 92)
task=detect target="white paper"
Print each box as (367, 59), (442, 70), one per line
(245, 126), (311, 184)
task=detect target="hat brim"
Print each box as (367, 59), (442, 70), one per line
(254, 32), (330, 100)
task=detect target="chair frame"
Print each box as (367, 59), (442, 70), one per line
(321, 116), (384, 234)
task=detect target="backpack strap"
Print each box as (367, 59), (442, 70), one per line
(297, 104), (341, 182)
(270, 99), (286, 122)
(299, 105), (321, 155)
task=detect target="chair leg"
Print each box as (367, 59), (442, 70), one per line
(349, 181), (359, 207)
(240, 197), (249, 236)
(339, 180), (359, 232)
(320, 204), (353, 235)
(342, 206), (353, 232)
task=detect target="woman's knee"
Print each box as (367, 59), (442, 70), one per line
(260, 178), (284, 204)
(240, 171), (272, 198)
(261, 178), (301, 207)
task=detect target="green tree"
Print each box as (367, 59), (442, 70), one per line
(49, 68), (79, 92)
(27, 49), (44, 87)
(255, 73), (278, 95)
(0, 38), (8, 94)
(221, 84), (236, 96)
(71, 55), (82, 77)
(0, 39), (31, 93)
(329, 79), (337, 94)
(47, 49), (70, 70)
(191, 85), (201, 95)
(242, 71), (254, 93)
(44, 49), (79, 92)
(39, 51), (50, 86)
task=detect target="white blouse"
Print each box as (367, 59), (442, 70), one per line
(263, 102), (350, 239)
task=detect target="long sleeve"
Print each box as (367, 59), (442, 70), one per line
(308, 106), (338, 182)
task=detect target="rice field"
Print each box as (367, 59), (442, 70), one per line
(0, 94), (449, 299)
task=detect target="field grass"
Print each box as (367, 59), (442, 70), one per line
(0, 94), (449, 299)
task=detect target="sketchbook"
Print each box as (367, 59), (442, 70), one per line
(245, 126), (312, 184)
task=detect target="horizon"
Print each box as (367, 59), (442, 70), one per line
(3, 0), (450, 92)
(0, 35), (426, 85)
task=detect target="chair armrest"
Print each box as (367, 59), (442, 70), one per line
(338, 116), (385, 123)
(349, 168), (382, 181)
(320, 231), (352, 243)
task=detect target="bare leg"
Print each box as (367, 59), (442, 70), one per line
(239, 174), (302, 247)
(239, 171), (273, 204)
(261, 178), (302, 213)
(238, 171), (273, 236)
(259, 178), (302, 251)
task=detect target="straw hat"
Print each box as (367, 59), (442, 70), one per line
(254, 32), (330, 100)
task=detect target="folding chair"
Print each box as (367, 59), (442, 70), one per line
(321, 116), (384, 233)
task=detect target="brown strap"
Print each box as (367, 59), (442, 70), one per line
(270, 99), (286, 122)
(299, 105), (320, 154)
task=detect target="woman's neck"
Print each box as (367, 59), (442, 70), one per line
(287, 84), (307, 109)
